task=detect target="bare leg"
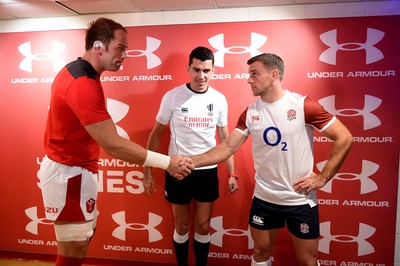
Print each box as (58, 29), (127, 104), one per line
(171, 203), (191, 266)
(250, 227), (279, 262)
(193, 201), (214, 266)
(291, 235), (319, 266)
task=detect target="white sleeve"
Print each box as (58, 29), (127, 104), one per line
(155, 91), (173, 125)
(234, 127), (250, 137)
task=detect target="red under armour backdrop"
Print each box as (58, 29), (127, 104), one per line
(0, 15), (398, 265)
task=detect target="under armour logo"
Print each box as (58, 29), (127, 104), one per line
(18, 41), (66, 73)
(319, 95), (382, 130)
(208, 32), (267, 67)
(210, 216), (254, 249)
(25, 206), (53, 235)
(319, 221), (376, 256)
(319, 28), (384, 65)
(125, 37), (161, 69)
(107, 98), (130, 139)
(112, 211), (163, 242)
(317, 160), (378, 194)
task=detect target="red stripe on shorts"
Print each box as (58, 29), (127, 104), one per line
(57, 174), (85, 222)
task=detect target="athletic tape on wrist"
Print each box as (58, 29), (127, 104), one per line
(143, 150), (170, 170)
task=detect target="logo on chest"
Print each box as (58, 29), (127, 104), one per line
(287, 109), (297, 121)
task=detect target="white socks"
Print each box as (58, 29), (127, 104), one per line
(194, 232), (210, 243)
(251, 257), (272, 266)
(251, 257), (319, 266)
(173, 230), (189, 243)
(173, 231), (211, 243)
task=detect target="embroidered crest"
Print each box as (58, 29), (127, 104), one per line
(300, 223), (310, 234)
(207, 104), (213, 116)
(287, 109), (296, 121)
(86, 198), (96, 214)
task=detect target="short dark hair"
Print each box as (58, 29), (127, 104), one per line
(188, 46), (214, 66)
(85, 17), (127, 51)
(247, 53), (285, 81)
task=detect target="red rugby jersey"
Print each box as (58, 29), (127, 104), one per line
(44, 58), (111, 173)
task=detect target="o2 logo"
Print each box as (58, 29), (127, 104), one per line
(263, 127), (287, 151)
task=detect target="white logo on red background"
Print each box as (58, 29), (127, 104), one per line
(319, 221), (376, 256)
(112, 211), (163, 242)
(319, 28), (384, 65)
(319, 95), (382, 130)
(25, 206), (53, 235)
(210, 216), (254, 249)
(107, 98), (130, 139)
(208, 32), (267, 67)
(317, 160), (378, 194)
(125, 36), (161, 69)
(18, 41), (66, 73)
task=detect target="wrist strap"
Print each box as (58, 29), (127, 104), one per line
(143, 150), (170, 170)
(228, 173), (239, 180)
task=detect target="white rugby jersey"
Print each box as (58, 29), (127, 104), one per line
(156, 83), (228, 169)
(236, 90), (335, 206)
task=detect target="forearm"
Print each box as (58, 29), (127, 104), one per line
(85, 119), (148, 165)
(194, 130), (246, 168)
(146, 131), (162, 152)
(105, 137), (148, 165)
(144, 135), (162, 174)
(225, 155), (235, 174)
(102, 134), (168, 169)
(192, 143), (233, 168)
(85, 119), (174, 171)
(319, 136), (353, 182)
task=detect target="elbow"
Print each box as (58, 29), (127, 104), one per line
(344, 132), (354, 152)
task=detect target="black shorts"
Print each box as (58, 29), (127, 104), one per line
(165, 167), (219, 204)
(248, 197), (320, 239)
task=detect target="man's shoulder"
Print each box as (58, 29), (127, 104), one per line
(207, 86), (227, 99)
(286, 89), (307, 101)
(66, 58), (98, 80)
(166, 83), (187, 94)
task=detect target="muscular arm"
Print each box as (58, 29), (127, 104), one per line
(217, 126), (235, 173)
(318, 118), (353, 181)
(143, 121), (167, 195)
(85, 119), (147, 164)
(84, 119), (193, 176)
(192, 129), (247, 168)
(144, 121), (167, 174)
(294, 118), (353, 193)
(147, 121), (166, 150)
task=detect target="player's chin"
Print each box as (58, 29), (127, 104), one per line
(109, 65), (122, 71)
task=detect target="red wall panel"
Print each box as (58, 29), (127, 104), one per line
(0, 15), (398, 265)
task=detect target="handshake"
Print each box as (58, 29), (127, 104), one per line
(143, 153), (238, 196)
(168, 156), (196, 180)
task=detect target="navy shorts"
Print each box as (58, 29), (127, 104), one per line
(249, 196), (320, 239)
(165, 167), (219, 204)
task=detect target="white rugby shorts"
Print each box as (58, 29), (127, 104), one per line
(37, 156), (98, 222)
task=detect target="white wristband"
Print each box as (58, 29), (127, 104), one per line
(143, 150), (170, 170)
